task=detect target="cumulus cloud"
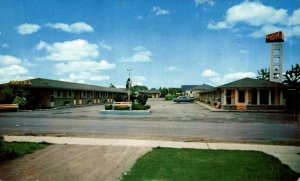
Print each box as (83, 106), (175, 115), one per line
(120, 46), (152, 63)
(0, 54), (30, 83)
(208, 1), (288, 30)
(152, 6), (170, 16)
(195, 0), (215, 6)
(0, 55), (22, 65)
(208, 71), (256, 86)
(46, 22), (94, 33)
(166, 66), (183, 72)
(62, 72), (110, 83)
(207, 1), (300, 38)
(36, 39), (99, 61)
(201, 69), (219, 77)
(132, 76), (147, 85)
(17, 23), (41, 35)
(289, 9), (300, 26)
(55, 60), (115, 74)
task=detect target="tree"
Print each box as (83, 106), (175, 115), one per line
(159, 87), (168, 97)
(283, 64), (300, 86)
(0, 86), (14, 103)
(130, 85), (148, 95)
(257, 68), (270, 80)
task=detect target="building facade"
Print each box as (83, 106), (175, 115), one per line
(0, 78), (128, 108)
(199, 78), (287, 110)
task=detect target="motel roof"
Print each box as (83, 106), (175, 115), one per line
(218, 77), (286, 89)
(190, 84), (214, 91)
(5, 78), (127, 93)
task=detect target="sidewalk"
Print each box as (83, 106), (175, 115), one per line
(197, 101), (285, 113)
(4, 135), (300, 173)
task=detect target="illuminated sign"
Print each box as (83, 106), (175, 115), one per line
(266, 31), (284, 43)
(9, 80), (32, 86)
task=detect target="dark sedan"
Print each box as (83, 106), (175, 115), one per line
(173, 96), (195, 103)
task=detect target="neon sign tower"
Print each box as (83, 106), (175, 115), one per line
(266, 31), (284, 83)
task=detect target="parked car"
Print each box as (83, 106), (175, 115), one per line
(173, 96), (195, 103)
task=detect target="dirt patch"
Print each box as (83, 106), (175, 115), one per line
(0, 145), (151, 181)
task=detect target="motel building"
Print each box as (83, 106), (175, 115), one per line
(0, 78), (127, 108)
(199, 78), (288, 110)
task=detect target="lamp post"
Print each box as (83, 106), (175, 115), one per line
(126, 68), (132, 102)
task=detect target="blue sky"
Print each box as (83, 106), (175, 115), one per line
(0, 0), (299, 88)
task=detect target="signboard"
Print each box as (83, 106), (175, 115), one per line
(9, 80), (32, 86)
(266, 31), (284, 43)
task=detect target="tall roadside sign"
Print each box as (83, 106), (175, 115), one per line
(266, 31), (284, 83)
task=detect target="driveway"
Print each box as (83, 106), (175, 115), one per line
(0, 144), (151, 181)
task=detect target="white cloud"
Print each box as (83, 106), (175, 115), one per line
(209, 71), (256, 86)
(207, 2), (300, 38)
(207, 1), (288, 29)
(224, 72), (256, 80)
(69, 72), (109, 81)
(17, 23), (41, 35)
(152, 6), (170, 16)
(99, 41), (112, 50)
(36, 39), (99, 61)
(120, 46), (152, 63)
(132, 76), (147, 86)
(249, 25), (293, 38)
(289, 8), (300, 26)
(0, 64), (28, 77)
(166, 66), (183, 72)
(195, 0), (215, 6)
(0, 55), (22, 65)
(46, 22), (94, 33)
(55, 60), (115, 74)
(201, 69), (219, 77)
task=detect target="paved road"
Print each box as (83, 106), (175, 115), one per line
(0, 99), (299, 144)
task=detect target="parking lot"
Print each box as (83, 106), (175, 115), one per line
(0, 98), (299, 144)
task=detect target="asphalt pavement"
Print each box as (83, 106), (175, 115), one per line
(0, 99), (299, 145)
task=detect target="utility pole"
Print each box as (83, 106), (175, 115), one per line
(126, 68), (132, 102)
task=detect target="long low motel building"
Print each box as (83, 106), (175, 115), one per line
(199, 78), (289, 110)
(1, 78), (127, 108)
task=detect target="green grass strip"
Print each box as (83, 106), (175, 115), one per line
(0, 142), (49, 161)
(122, 147), (300, 181)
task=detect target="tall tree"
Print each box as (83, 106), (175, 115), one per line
(283, 64), (300, 86)
(257, 68), (270, 80)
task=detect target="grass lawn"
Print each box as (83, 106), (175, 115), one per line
(122, 148), (300, 181)
(0, 142), (48, 162)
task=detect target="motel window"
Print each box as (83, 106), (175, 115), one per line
(67, 91), (74, 98)
(251, 89), (257, 105)
(274, 49), (280, 55)
(260, 89), (269, 105)
(226, 90), (233, 105)
(81, 91), (87, 98)
(89, 92), (94, 98)
(238, 90), (245, 103)
(54, 90), (63, 98)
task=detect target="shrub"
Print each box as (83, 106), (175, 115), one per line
(132, 104), (150, 110)
(13, 96), (27, 108)
(165, 94), (177, 101)
(136, 94), (148, 106)
(105, 104), (112, 110)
